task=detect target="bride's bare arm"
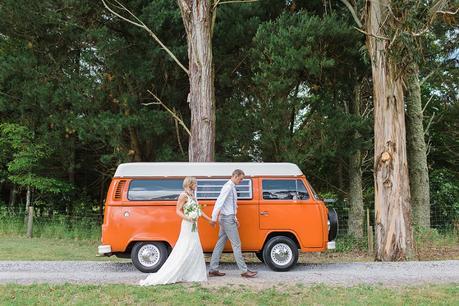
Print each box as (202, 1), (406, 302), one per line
(176, 193), (191, 221)
(201, 211), (213, 223)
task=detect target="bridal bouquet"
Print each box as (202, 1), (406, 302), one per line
(184, 201), (202, 232)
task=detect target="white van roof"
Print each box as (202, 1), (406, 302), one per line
(114, 162), (303, 177)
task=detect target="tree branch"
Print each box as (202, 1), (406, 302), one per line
(173, 108), (186, 156)
(144, 90), (191, 136)
(436, 8), (459, 15)
(424, 112), (435, 136)
(340, 0), (363, 28)
(214, 0), (258, 8)
(354, 26), (389, 40)
(101, 0), (189, 75)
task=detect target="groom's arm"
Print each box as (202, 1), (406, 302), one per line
(211, 184), (231, 222)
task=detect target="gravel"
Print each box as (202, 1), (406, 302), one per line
(1, 260), (458, 287)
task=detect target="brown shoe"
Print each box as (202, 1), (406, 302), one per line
(208, 270), (226, 277)
(241, 270), (257, 278)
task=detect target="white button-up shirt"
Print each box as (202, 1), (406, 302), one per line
(211, 180), (237, 221)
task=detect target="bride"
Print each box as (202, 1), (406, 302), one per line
(139, 176), (214, 286)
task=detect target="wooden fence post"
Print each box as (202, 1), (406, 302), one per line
(26, 206), (34, 238)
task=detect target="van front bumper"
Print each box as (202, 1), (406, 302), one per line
(98, 245), (112, 255)
(327, 241), (336, 249)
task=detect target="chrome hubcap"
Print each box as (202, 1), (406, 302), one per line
(271, 243), (292, 266)
(138, 244), (160, 267)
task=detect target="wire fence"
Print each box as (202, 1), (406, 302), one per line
(328, 199), (458, 237)
(1, 201), (456, 241)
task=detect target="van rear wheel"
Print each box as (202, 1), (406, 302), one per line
(131, 242), (169, 273)
(262, 236), (298, 271)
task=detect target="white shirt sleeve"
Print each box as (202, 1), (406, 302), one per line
(211, 183), (232, 221)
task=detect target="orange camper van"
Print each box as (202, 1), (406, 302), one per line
(98, 162), (338, 272)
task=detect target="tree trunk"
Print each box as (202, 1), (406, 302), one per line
(366, 0), (413, 261)
(9, 184), (17, 213)
(405, 63), (430, 229)
(99, 177), (106, 224)
(128, 127), (143, 162)
(348, 84), (364, 238)
(337, 159), (344, 194)
(24, 185), (31, 224)
(177, 0), (216, 162)
(68, 136), (76, 216)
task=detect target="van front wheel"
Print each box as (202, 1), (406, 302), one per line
(131, 242), (169, 273)
(262, 236), (298, 271)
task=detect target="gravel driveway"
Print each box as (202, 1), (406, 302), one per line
(1, 260), (458, 287)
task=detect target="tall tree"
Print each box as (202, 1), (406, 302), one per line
(406, 63), (430, 228)
(347, 82), (365, 238)
(177, 0), (216, 161)
(365, 0), (414, 260)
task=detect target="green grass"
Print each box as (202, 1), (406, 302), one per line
(0, 236), (124, 261)
(0, 283), (458, 305)
(413, 227), (459, 260)
(0, 214), (100, 241)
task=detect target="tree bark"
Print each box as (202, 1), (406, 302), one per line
(348, 84), (364, 238)
(366, 0), (413, 261)
(405, 63), (430, 229)
(67, 135), (76, 215)
(128, 127), (143, 162)
(177, 0), (216, 162)
(24, 185), (31, 224)
(9, 184), (17, 212)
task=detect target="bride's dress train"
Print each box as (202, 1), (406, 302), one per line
(139, 218), (207, 286)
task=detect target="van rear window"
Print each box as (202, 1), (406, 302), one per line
(127, 179), (253, 201)
(197, 179), (252, 200)
(262, 179), (309, 200)
(128, 180), (183, 201)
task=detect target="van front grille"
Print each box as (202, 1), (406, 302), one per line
(114, 180), (126, 200)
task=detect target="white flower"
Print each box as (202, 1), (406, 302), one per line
(188, 211), (198, 219)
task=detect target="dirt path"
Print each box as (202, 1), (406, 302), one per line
(1, 260), (458, 288)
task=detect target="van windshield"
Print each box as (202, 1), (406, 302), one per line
(262, 179), (309, 200)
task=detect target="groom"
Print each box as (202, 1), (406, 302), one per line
(209, 169), (257, 278)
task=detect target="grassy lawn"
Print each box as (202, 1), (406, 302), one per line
(0, 235), (123, 261)
(1, 283), (458, 305)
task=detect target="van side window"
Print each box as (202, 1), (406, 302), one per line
(128, 180), (183, 201)
(197, 179), (252, 200)
(262, 179), (309, 200)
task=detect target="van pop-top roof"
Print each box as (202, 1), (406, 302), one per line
(114, 162), (303, 178)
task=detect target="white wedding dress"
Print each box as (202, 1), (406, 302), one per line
(139, 195), (207, 286)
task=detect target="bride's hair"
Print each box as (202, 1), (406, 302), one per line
(183, 176), (197, 189)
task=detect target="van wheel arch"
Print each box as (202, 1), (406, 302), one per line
(126, 240), (172, 254)
(262, 232), (301, 250)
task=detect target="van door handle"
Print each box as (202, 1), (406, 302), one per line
(260, 211), (269, 216)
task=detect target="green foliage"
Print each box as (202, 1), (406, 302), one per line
(0, 123), (70, 194)
(334, 234), (368, 252)
(430, 169), (459, 230)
